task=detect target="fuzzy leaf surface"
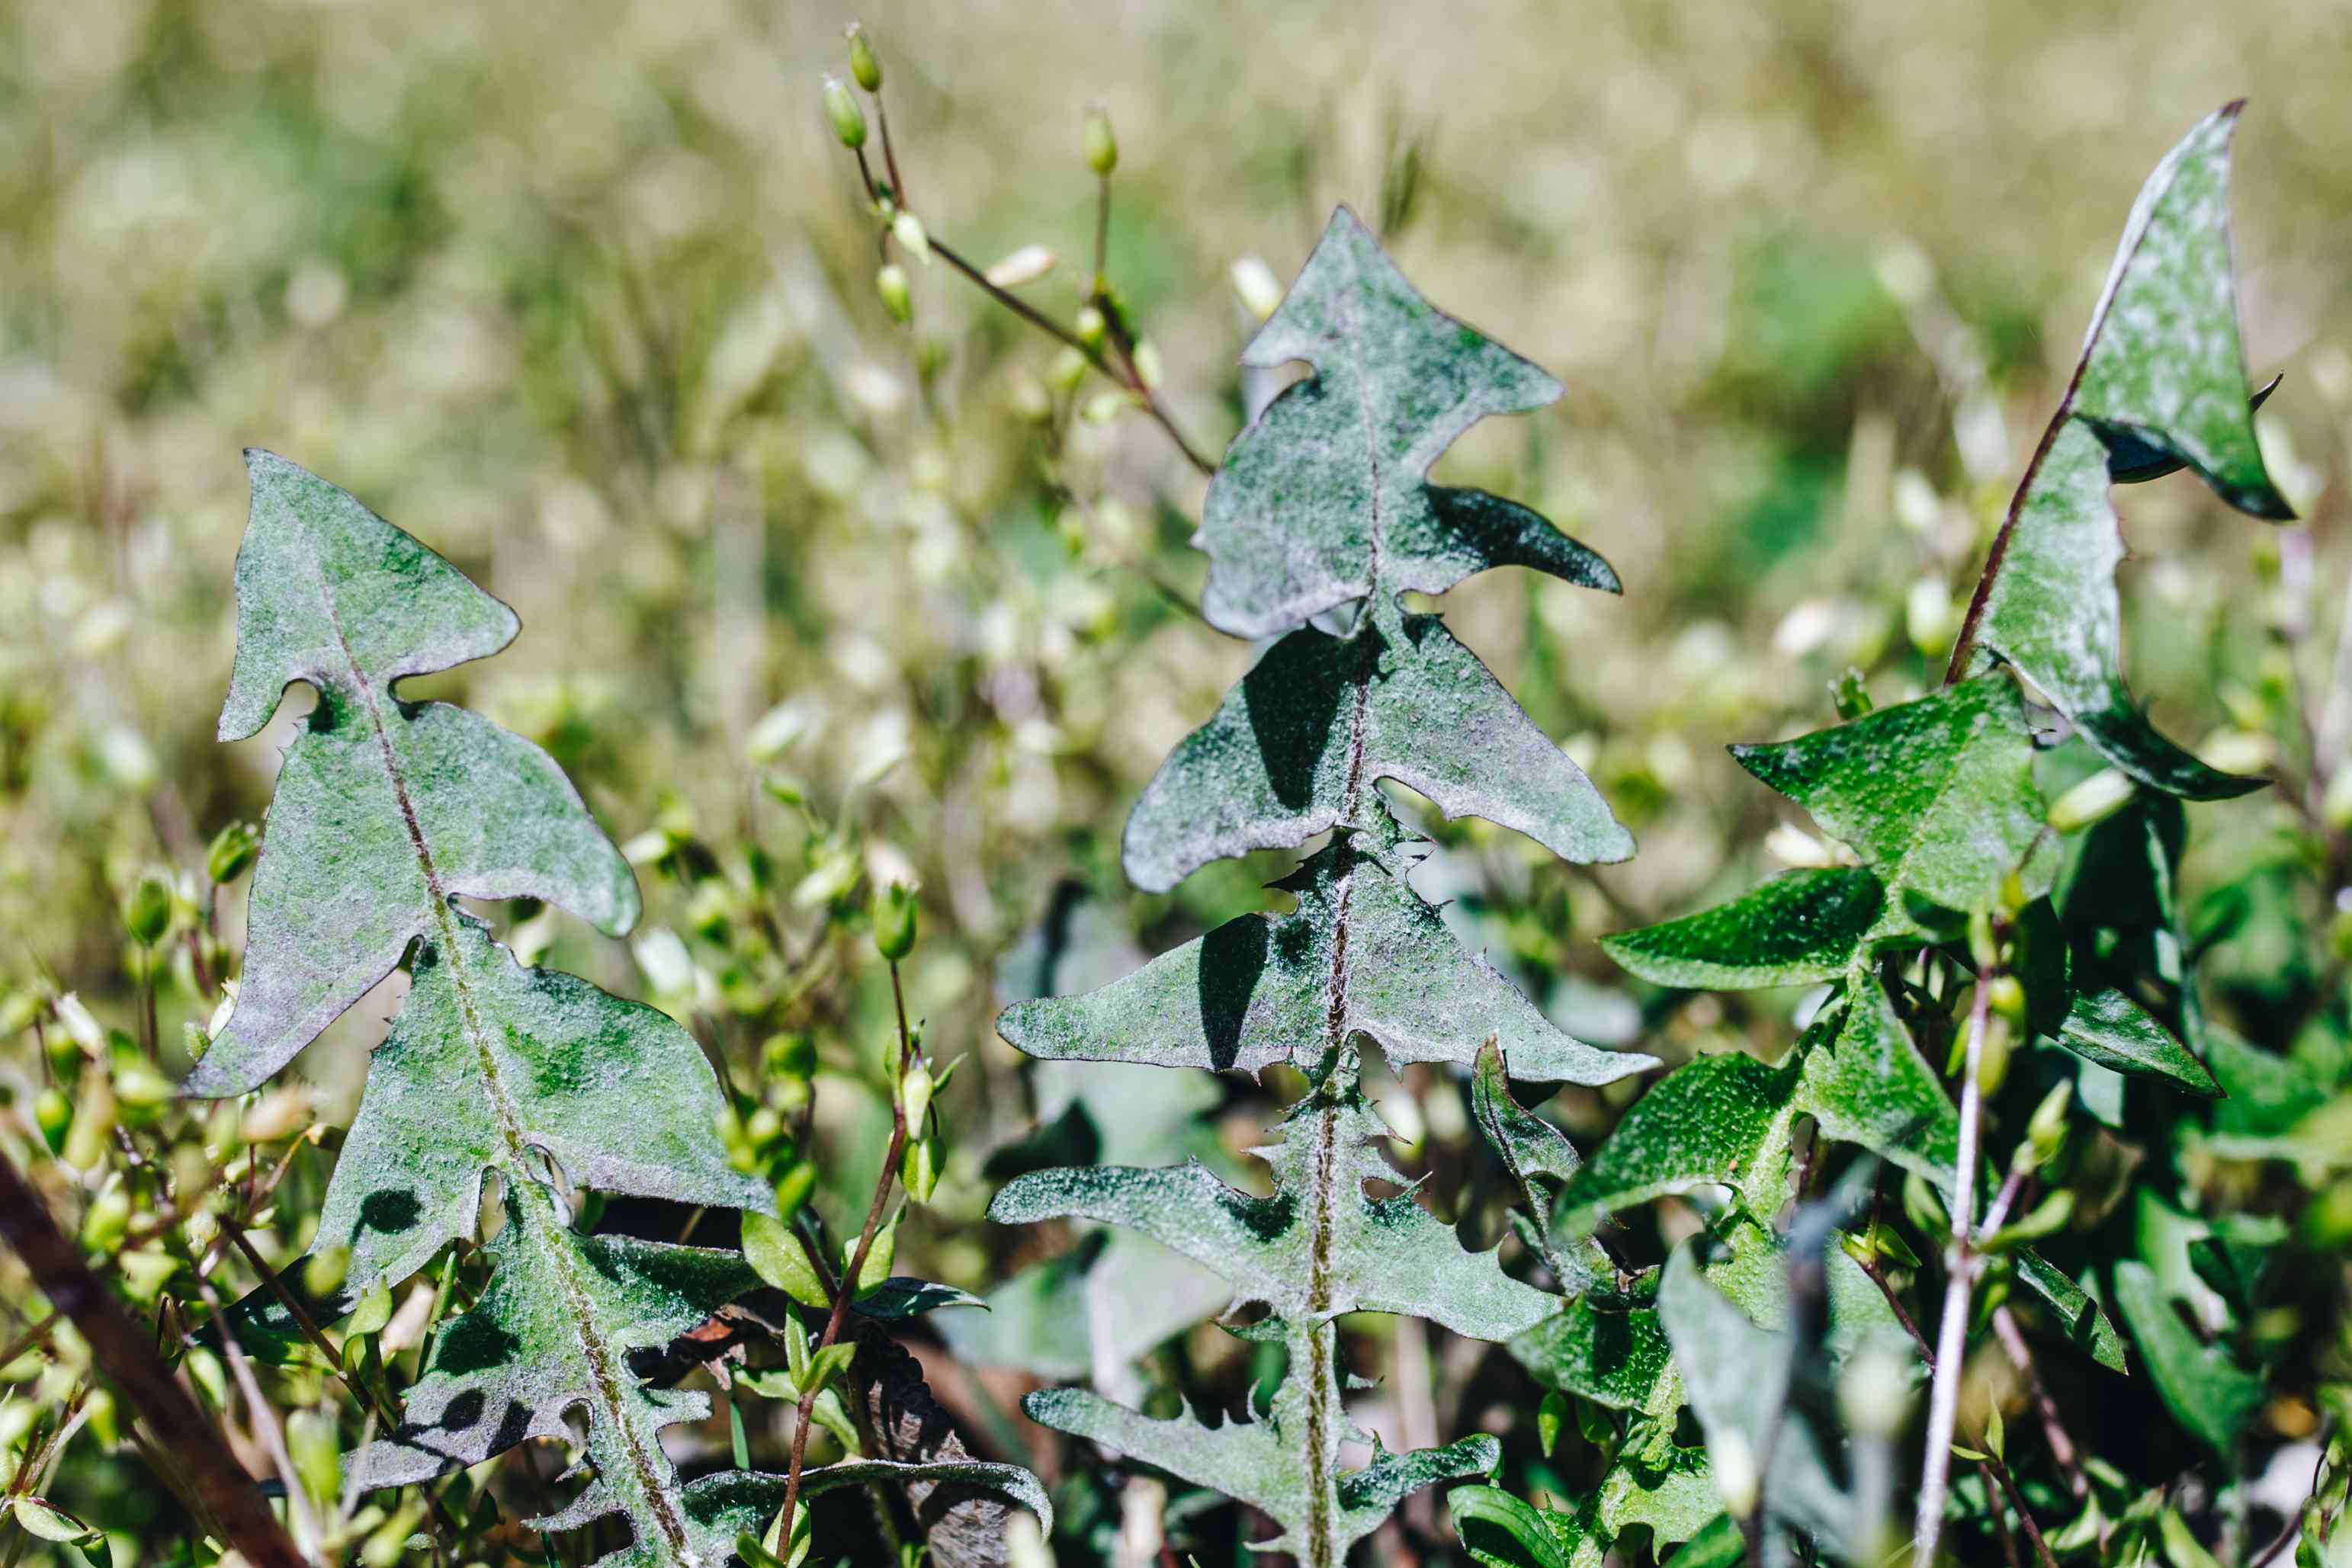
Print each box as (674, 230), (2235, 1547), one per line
(656, 1463), (1051, 1568)
(996, 1086), (1543, 1563)
(351, 1187), (756, 1563)
(1199, 206), (1615, 640)
(990, 1089), (1552, 1339)
(2051, 986), (2221, 1096)
(1600, 868), (1890, 991)
(194, 453), (639, 1095)
(1975, 421), (2261, 800)
(1731, 675), (2053, 912)
(1009, 808), (1646, 1083)
(2070, 104), (2290, 518)
(313, 916), (762, 1316)
(1125, 602), (1629, 892)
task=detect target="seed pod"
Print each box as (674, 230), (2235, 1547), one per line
(1083, 105), (1118, 176)
(823, 75), (867, 149)
(1131, 339), (1164, 391)
(900, 1134), (940, 1203)
(2046, 767), (2137, 832)
(890, 211), (929, 262)
(985, 245), (1058, 290)
(872, 880), (916, 960)
(898, 1061), (934, 1127)
(1227, 257), (1282, 323)
(1048, 346), (1088, 394)
(876, 263), (912, 325)
(1074, 304), (1106, 351)
(845, 23), (881, 91)
(34, 1086), (70, 1153)
(124, 874), (172, 947)
(206, 821), (259, 885)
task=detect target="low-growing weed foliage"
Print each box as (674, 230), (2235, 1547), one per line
(0, 25), (2345, 1568)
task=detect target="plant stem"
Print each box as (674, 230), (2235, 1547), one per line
(0, 1153), (306, 1568)
(194, 1272), (321, 1559)
(1990, 1305), (2087, 1497)
(772, 957), (916, 1549)
(1913, 964), (1994, 1566)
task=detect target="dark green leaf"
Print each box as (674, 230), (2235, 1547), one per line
(1796, 980), (1959, 1194)
(2011, 1249), (2127, 1373)
(2050, 987), (2220, 1097)
(2111, 1261), (2265, 1454)
(1554, 1053), (1803, 1232)
(1601, 868), (1891, 990)
(1449, 1485), (1571, 1568)
(1731, 675), (2054, 912)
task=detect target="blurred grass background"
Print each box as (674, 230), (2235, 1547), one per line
(3, 0), (2350, 1462)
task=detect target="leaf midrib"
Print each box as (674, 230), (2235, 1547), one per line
(313, 563), (694, 1561)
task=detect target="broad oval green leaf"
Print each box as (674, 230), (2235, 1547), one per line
(2050, 986), (2221, 1097)
(1601, 867), (1889, 991)
(1731, 675), (2053, 913)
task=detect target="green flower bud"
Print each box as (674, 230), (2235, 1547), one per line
(873, 881), (916, 961)
(1048, 346), (1088, 394)
(823, 75), (867, 149)
(2046, 767), (2137, 833)
(900, 1134), (939, 1204)
(772, 1158), (817, 1220)
(206, 821), (259, 886)
(124, 874), (172, 947)
(1131, 339), (1163, 391)
(34, 1086), (70, 1153)
(877, 263), (913, 325)
(898, 1061), (933, 1128)
(845, 23), (881, 91)
(1074, 304), (1106, 351)
(81, 1182), (130, 1255)
(891, 210), (929, 262)
(742, 1211), (830, 1309)
(1083, 104), (1118, 176)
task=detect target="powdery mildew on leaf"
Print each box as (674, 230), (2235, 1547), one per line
(1123, 600), (1629, 893)
(1008, 805), (1648, 1082)
(1962, 105), (2290, 797)
(203, 454), (770, 1562)
(993, 209), (1640, 1565)
(1199, 206), (1616, 640)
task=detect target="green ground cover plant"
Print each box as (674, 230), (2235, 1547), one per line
(2, 12), (2350, 1568)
